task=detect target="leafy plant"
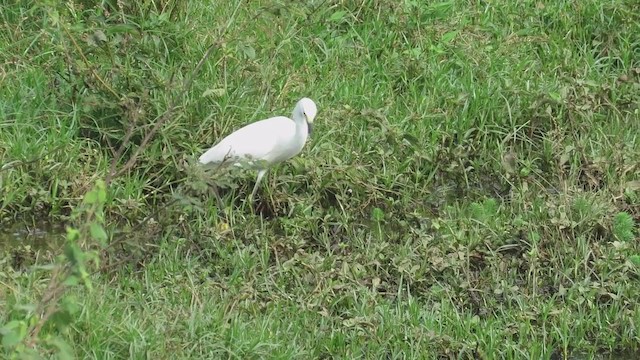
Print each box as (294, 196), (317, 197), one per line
(613, 212), (636, 242)
(0, 180), (107, 358)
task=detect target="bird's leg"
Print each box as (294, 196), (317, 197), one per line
(211, 183), (225, 210)
(250, 169), (267, 201)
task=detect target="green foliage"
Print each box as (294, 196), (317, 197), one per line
(613, 212), (636, 242)
(0, 320), (27, 349)
(1, 0), (640, 358)
(1, 180), (108, 357)
(371, 207), (384, 222)
(469, 198), (499, 223)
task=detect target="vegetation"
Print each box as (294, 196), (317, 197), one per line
(1, 0), (639, 358)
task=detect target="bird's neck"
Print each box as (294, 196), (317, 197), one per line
(292, 113), (308, 139)
(295, 118), (309, 140)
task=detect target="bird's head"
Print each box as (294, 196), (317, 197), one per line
(296, 97), (317, 135)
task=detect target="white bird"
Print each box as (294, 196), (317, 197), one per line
(199, 98), (318, 201)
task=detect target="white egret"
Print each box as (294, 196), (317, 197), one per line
(199, 98), (318, 201)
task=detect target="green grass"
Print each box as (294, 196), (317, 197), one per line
(1, 0), (639, 358)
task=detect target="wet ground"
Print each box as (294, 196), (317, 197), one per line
(0, 220), (66, 251)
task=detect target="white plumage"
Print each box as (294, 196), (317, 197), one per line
(199, 98), (318, 200)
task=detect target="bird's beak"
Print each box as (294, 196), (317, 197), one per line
(305, 114), (313, 135)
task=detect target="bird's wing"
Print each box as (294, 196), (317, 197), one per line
(199, 116), (295, 167)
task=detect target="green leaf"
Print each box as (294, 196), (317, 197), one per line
(237, 43), (256, 60)
(90, 223), (108, 244)
(61, 295), (81, 315)
(66, 227), (80, 242)
(0, 320), (27, 349)
(440, 30), (458, 43)
(483, 198), (498, 215)
(425, 1), (454, 19)
(63, 275), (80, 286)
(84, 181), (107, 205)
(95, 180), (107, 203)
(64, 243), (83, 266)
(372, 207), (385, 222)
(49, 309), (73, 332)
(84, 189), (98, 204)
(46, 336), (74, 360)
(48, 9), (59, 26)
(93, 30), (107, 43)
(329, 10), (347, 22)
(548, 91), (563, 103)
(529, 231), (541, 243)
(613, 212), (635, 242)
(629, 255), (640, 266)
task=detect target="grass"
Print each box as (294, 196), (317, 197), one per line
(1, 0), (639, 358)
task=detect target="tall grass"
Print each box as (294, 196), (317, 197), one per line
(1, 0), (639, 358)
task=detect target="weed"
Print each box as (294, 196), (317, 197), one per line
(1, 0), (639, 358)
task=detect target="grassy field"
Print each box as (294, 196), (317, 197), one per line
(1, 0), (639, 358)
